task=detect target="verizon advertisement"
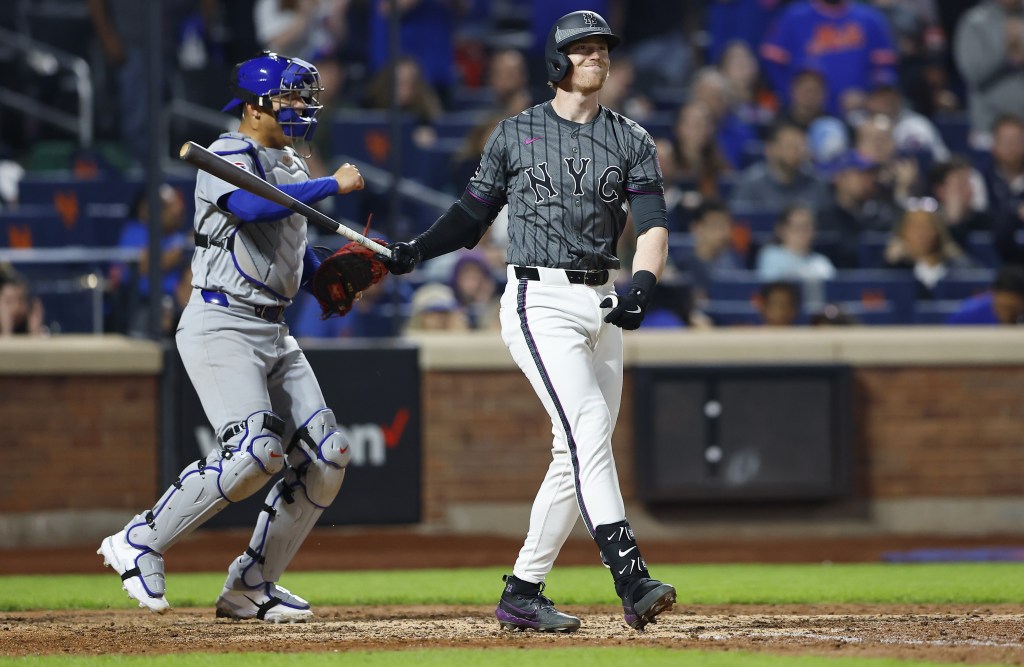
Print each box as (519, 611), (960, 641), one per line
(161, 341), (421, 527)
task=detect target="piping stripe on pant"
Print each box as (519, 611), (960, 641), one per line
(515, 279), (595, 536)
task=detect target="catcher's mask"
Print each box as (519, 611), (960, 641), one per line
(222, 51), (324, 144)
(545, 10), (620, 84)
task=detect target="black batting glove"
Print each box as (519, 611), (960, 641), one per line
(600, 270), (657, 330)
(387, 241), (421, 275)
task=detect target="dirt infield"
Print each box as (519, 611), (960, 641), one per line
(3, 529), (1024, 663)
(1, 605), (1022, 664)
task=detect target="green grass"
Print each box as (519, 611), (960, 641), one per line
(0, 563), (1021, 611)
(0, 648), (1013, 667)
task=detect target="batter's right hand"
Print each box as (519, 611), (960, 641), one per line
(388, 241), (420, 275)
(333, 163), (364, 194)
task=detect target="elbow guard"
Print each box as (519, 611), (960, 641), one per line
(414, 192), (500, 262)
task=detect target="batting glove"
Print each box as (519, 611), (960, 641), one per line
(601, 270), (657, 330)
(387, 241), (421, 275)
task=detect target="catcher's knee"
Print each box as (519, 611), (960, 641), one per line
(217, 410), (287, 501)
(286, 408), (349, 507)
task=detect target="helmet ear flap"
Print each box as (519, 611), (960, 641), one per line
(546, 51), (571, 83)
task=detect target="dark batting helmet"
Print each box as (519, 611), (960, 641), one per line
(545, 10), (620, 83)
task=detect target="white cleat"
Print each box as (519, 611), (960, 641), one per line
(97, 530), (171, 614)
(215, 583), (314, 623)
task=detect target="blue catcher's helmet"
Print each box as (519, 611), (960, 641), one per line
(222, 52), (324, 142)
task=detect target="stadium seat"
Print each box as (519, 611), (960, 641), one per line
(857, 231), (890, 269)
(824, 270), (917, 324)
(912, 299), (964, 325)
(964, 231), (1000, 269)
(931, 269), (995, 300)
(330, 110), (417, 174)
(933, 112), (971, 155)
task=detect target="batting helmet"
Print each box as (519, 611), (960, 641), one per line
(544, 10), (620, 83)
(222, 52), (324, 142)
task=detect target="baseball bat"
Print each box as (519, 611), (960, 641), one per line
(178, 141), (392, 259)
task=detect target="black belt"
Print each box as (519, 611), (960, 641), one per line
(195, 232), (234, 251)
(201, 289), (285, 323)
(514, 265), (609, 286)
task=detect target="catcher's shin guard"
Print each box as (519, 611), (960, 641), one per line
(596, 520), (676, 630)
(226, 408), (349, 587)
(127, 411), (286, 554)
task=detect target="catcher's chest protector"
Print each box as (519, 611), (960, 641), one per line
(231, 146), (309, 299)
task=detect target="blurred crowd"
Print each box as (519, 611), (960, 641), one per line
(2, 0), (1024, 335)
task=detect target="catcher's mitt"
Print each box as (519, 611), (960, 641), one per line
(310, 239), (389, 318)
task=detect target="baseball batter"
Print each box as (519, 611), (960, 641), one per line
(98, 52), (365, 622)
(390, 11), (676, 631)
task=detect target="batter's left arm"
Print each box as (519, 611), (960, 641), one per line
(631, 226), (668, 282)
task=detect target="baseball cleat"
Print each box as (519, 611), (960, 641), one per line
(495, 591), (581, 632)
(620, 578), (676, 630)
(215, 583), (313, 623)
(97, 530), (171, 614)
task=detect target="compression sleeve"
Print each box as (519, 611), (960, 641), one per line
(299, 245), (322, 295)
(222, 176), (339, 223)
(413, 191), (501, 261)
(627, 191), (668, 235)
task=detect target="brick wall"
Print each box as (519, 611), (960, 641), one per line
(3, 365), (1023, 523)
(0, 376), (159, 512)
(857, 367), (1024, 498)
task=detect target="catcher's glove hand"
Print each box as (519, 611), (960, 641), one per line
(310, 239), (389, 318)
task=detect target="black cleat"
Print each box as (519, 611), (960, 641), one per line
(620, 578), (676, 630)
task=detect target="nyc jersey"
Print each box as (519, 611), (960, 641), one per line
(191, 132), (309, 306)
(468, 102), (664, 270)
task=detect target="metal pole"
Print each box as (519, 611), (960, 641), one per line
(145, 1), (164, 340)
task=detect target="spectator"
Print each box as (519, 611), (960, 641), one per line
(953, 0), (1024, 149)
(609, 0), (694, 95)
(675, 200), (744, 309)
(756, 204), (837, 286)
(705, 0), (787, 65)
(928, 156), (994, 253)
(868, 0), (958, 118)
(862, 70), (950, 164)
(450, 250), (500, 331)
(757, 280), (802, 326)
(665, 101), (734, 214)
(109, 184), (191, 336)
(403, 282), (468, 333)
(363, 55), (444, 148)
(777, 63), (832, 131)
(598, 54), (655, 123)
(87, 0), (198, 166)
(884, 197), (973, 297)
(760, 0), (898, 118)
(853, 113), (920, 212)
(983, 114), (1024, 222)
(0, 268), (46, 336)
(485, 48), (535, 117)
(689, 66), (759, 170)
(985, 115), (1024, 266)
(368, 0), (466, 102)
(817, 150), (895, 268)
(947, 263), (1024, 325)
(718, 40), (776, 128)
(729, 120), (829, 216)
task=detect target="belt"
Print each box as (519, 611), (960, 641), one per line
(201, 289), (285, 323)
(194, 232), (234, 251)
(514, 265), (609, 286)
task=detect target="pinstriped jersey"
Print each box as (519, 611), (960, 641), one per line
(467, 101), (665, 271)
(191, 132), (309, 306)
